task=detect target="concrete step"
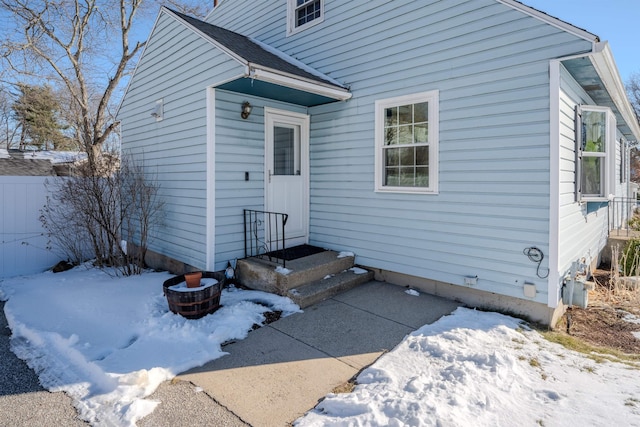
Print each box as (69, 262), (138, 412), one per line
(287, 267), (375, 308)
(236, 250), (355, 294)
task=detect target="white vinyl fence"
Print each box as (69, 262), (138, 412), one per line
(0, 176), (62, 279)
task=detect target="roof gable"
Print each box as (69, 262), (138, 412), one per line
(496, 1), (598, 43)
(166, 8), (345, 89)
(164, 7), (350, 103)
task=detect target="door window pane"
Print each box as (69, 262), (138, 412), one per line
(274, 126), (299, 175)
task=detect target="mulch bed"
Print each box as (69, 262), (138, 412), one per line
(554, 267), (640, 354)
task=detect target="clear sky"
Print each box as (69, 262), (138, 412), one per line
(522, 0), (639, 83)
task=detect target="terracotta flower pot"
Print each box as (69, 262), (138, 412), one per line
(185, 271), (202, 288)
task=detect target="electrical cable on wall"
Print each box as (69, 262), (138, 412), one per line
(523, 246), (549, 279)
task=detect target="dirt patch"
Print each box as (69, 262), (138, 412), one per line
(553, 268), (640, 355)
(251, 310), (283, 331)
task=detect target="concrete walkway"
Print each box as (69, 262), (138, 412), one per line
(179, 281), (461, 427)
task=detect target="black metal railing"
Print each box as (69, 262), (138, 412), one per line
(243, 209), (289, 267)
(608, 197), (638, 236)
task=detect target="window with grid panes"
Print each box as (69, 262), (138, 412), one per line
(575, 105), (616, 201)
(375, 91), (439, 193)
(288, 0), (323, 35)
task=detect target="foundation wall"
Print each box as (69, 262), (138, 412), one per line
(372, 268), (563, 327)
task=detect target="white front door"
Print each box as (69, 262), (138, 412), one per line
(265, 108), (309, 248)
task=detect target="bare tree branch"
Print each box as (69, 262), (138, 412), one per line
(0, 0), (149, 163)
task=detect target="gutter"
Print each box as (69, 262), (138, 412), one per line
(246, 64), (352, 101)
(588, 42), (640, 141)
(556, 42), (640, 142)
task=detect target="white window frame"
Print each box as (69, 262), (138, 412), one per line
(287, 0), (324, 36)
(575, 105), (616, 202)
(619, 138), (627, 184)
(375, 90), (439, 194)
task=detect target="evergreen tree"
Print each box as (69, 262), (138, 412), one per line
(12, 84), (72, 150)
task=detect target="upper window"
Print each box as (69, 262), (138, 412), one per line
(375, 91), (439, 194)
(287, 0), (324, 35)
(576, 105), (616, 201)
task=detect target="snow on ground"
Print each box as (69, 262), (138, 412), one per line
(0, 266), (300, 426)
(296, 308), (640, 427)
(3, 267), (640, 427)
(404, 288), (420, 297)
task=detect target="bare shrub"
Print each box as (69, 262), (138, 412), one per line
(40, 153), (164, 276)
(594, 245), (640, 306)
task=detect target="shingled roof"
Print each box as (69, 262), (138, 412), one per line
(0, 150), (80, 176)
(166, 8), (349, 92)
(0, 158), (57, 176)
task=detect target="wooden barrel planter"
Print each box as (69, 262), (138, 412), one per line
(163, 271), (224, 319)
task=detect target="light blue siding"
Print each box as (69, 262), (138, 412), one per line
(557, 65), (629, 282)
(213, 90), (307, 270)
(118, 12), (245, 269)
(203, 0), (597, 303)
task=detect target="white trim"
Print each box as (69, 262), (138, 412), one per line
(213, 72), (248, 89)
(548, 60), (561, 308)
(264, 107), (310, 246)
(495, 0), (599, 44)
(609, 112), (618, 196)
(249, 67), (351, 101)
(287, 0), (325, 36)
(162, 7), (351, 103)
(374, 90), (439, 194)
(204, 1), (222, 21)
(578, 105), (616, 201)
(557, 43), (640, 142)
(589, 42), (640, 141)
(205, 87), (216, 270)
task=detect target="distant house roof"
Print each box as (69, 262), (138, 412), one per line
(0, 158), (57, 176)
(0, 150), (84, 176)
(163, 8), (351, 106)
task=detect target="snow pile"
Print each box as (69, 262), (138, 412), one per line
(168, 277), (218, 292)
(0, 266), (300, 426)
(297, 308), (640, 426)
(0, 148), (9, 159)
(337, 251), (354, 258)
(275, 266), (292, 275)
(622, 310), (640, 324)
(405, 288), (420, 297)
(27, 150), (87, 163)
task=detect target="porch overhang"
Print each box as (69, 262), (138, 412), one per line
(561, 42), (640, 142)
(163, 7), (352, 108)
(218, 65), (352, 107)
